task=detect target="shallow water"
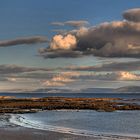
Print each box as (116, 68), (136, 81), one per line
(10, 110), (140, 139)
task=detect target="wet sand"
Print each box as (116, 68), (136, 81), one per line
(0, 127), (139, 140)
(0, 127), (97, 140)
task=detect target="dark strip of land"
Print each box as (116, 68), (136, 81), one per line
(0, 97), (140, 113)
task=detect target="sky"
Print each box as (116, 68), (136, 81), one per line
(0, 0), (140, 92)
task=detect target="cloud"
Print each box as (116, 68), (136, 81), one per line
(51, 22), (65, 26)
(51, 20), (89, 27)
(123, 8), (140, 22)
(39, 8), (140, 58)
(50, 34), (77, 50)
(39, 49), (83, 58)
(39, 34), (82, 58)
(77, 71), (140, 81)
(0, 77), (8, 82)
(0, 64), (50, 74)
(116, 71), (140, 80)
(64, 61), (140, 72)
(75, 21), (140, 58)
(15, 71), (54, 79)
(42, 81), (65, 87)
(97, 61), (140, 71)
(42, 71), (79, 87)
(6, 77), (17, 82)
(0, 36), (48, 47)
(103, 71), (140, 81)
(64, 20), (89, 27)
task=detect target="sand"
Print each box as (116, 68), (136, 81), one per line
(0, 127), (96, 140)
(0, 127), (139, 140)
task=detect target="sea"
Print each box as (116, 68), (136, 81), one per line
(0, 92), (140, 99)
(1, 92), (140, 139)
(10, 110), (140, 139)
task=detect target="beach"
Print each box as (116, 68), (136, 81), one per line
(0, 96), (139, 140)
(0, 127), (98, 140)
(0, 114), (94, 140)
(1, 126), (140, 140)
(0, 110), (140, 140)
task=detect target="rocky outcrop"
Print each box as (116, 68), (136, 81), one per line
(0, 97), (139, 113)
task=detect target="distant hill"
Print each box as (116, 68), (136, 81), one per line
(32, 87), (113, 93)
(80, 88), (113, 93)
(1, 86), (140, 94)
(32, 88), (69, 93)
(114, 86), (140, 93)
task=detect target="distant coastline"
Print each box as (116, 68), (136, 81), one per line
(1, 86), (140, 94)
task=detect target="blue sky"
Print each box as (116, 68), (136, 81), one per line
(0, 0), (140, 66)
(0, 0), (140, 92)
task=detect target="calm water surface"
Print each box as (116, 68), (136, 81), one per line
(15, 110), (140, 137)
(0, 93), (140, 99)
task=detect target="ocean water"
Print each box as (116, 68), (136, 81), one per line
(0, 92), (140, 99)
(10, 110), (140, 139)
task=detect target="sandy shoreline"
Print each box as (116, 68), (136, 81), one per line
(0, 113), (94, 139)
(0, 114), (103, 140)
(0, 127), (102, 140)
(0, 127), (140, 140)
(0, 113), (140, 140)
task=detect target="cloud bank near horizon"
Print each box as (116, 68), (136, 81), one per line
(0, 63), (140, 92)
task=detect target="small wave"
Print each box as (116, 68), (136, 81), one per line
(9, 114), (140, 140)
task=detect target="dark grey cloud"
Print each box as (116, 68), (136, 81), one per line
(15, 72), (54, 79)
(123, 8), (140, 22)
(39, 8), (140, 58)
(39, 49), (83, 58)
(0, 36), (48, 47)
(64, 61), (140, 72)
(51, 20), (89, 28)
(1, 61), (139, 77)
(75, 21), (140, 58)
(0, 64), (50, 74)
